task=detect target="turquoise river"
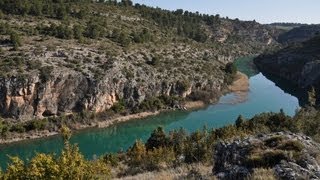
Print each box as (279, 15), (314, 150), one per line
(0, 57), (300, 169)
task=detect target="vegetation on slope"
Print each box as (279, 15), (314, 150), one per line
(0, 0), (280, 124)
(1, 107), (320, 179)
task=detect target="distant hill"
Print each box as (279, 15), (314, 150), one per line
(277, 25), (320, 45)
(268, 22), (308, 31)
(255, 35), (320, 105)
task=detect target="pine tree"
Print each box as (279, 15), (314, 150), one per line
(10, 31), (22, 50)
(146, 127), (168, 150)
(308, 86), (317, 106)
(235, 115), (245, 128)
(127, 139), (147, 166)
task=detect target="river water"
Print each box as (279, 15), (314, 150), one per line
(0, 57), (300, 169)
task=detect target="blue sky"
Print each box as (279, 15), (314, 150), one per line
(133, 0), (320, 24)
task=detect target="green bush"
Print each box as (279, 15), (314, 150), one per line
(177, 79), (191, 93)
(73, 25), (84, 40)
(246, 150), (288, 168)
(264, 135), (284, 147)
(39, 66), (54, 82)
(25, 119), (48, 131)
(279, 140), (304, 152)
(10, 31), (22, 50)
(138, 97), (164, 112)
(56, 24), (73, 39)
(85, 20), (105, 39)
(103, 153), (119, 167)
(0, 120), (9, 137)
(111, 100), (126, 113)
(146, 56), (160, 66)
(146, 127), (168, 150)
(235, 115), (245, 128)
(10, 124), (26, 133)
(225, 62), (237, 75)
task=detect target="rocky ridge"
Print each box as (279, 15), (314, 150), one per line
(254, 35), (320, 106)
(213, 132), (320, 180)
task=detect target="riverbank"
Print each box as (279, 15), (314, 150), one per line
(0, 101), (206, 144)
(227, 72), (249, 104)
(0, 73), (249, 145)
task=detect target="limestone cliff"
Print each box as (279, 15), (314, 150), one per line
(0, 1), (280, 121)
(254, 36), (320, 105)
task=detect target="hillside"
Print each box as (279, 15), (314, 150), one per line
(254, 35), (320, 105)
(2, 107), (320, 179)
(277, 24), (320, 45)
(268, 22), (308, 31)
(0, 0), (280, 125)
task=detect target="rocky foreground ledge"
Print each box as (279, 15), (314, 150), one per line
(213, 132), (320, 179)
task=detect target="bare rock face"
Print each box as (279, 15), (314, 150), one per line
(213, 132), (320, 180)
(0, 61), (224, 120)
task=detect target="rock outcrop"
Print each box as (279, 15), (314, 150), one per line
(0, 44), (229, 120)
(254, 36), (320, 105)
(213, 132), (320, 180)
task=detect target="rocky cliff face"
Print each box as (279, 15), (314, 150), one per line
(278, 25), (320, 45)
(254, 36), (320, 91)
(0, 2), (281, 121)
(213, 132), (320, 179)
(0, 43), (230, 120)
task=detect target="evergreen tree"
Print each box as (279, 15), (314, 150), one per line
(308, 86), (317, 106)
(73, 24), (84, 41)
(225, 62), (237, 75)
(146, 127), (168, 150)
(235, 115), (245, 128)
(85, 20), (105, 39)
(127, 139), (146, 166)
(10, 31), (22, 50)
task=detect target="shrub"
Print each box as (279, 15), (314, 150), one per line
(2, 127), (111, 179)
(184, 130), (211, 163)
(145, 147), (175, 170)
(56, 24), (73, 39)
(235, 115), (245, 128)
(127, 140), (147, 167)
(117, 32), (130, 47)
(103, 153), (119, 167)
(10, 31), (22, 50)
(111, 100), (126, 113)
(10, 124), (26, 133)
(249, 168), (277, 180)
(85, 20), (105, 39)
(73, 25), (84, 40)
(146, 127), (168, 150)
(25, 119), (48, 131)
(0, 120), (9, 138)
(146, 56), (160, 66)
(246, 150), (288, 168)
(138, 97), (164, 112)
(177, 79), (191, 93)
(279, 140), (304, 152)
(188, 90), (213, 103)
(264, 135), (284, 148)
(39, 66), (54, 82)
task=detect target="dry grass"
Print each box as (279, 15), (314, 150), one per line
(114, 164), (215, 180)
(248, 168), (277, 180)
